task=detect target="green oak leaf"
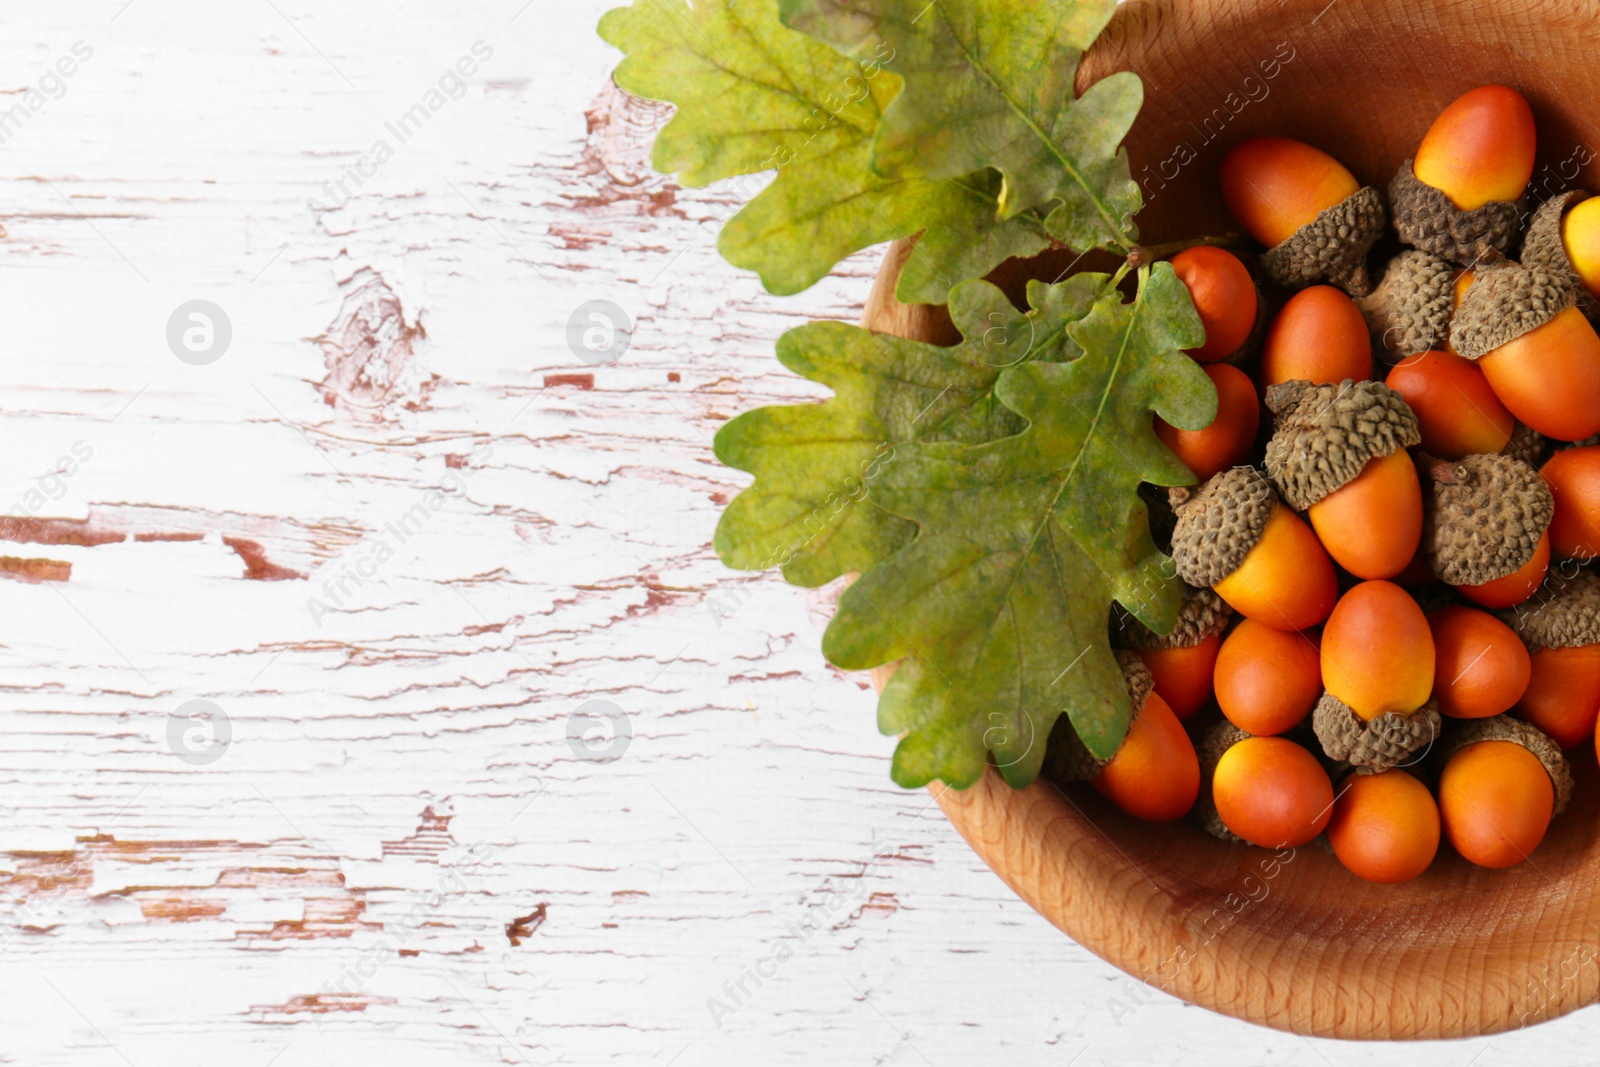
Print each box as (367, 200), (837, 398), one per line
(714, 274), (1108, 586)
(598, 0), (1050, 303)
(779, 0), (1143, 246)
(822, 264), (1216, 789)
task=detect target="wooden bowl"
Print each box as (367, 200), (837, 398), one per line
(859, 0), (1600, 1040)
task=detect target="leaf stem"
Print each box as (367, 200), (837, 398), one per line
(1125, 233), (1251, 269)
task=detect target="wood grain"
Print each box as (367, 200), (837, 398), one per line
(864, 0), (1600, 1041)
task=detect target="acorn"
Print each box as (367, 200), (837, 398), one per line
(1168, 245), (1262, 362)
(1518, 190), (1600, 323)
(1325, 767), (1441, 884)
(1420, 452), (1554, 607)
(1356, 250), (1455, 363)
(1113, 585), (1231, 720)
(1156, 363), (1260, 481)
(1263, 379), (1423, 579)
(1389, 85), (1535, 263)
(1204, 726), (1336, 848)
(1219, 137), (1386, 295)
(1500, 569), (1600, 749)
(1434, 715), (1571, 869)
(1541, 445), (1600, 558)
(1385, 349), (1515, 459)
(1194, 720), (1251, 844)
(1449, 254), (1600, 442)
(1169, 466), (1338, 631)
(1259, 285), (1373, 388)
(1312, 691), (1441, 773)
(1049, 651), (1201, 822)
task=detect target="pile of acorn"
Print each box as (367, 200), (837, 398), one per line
(1049, 85), (1600, 883)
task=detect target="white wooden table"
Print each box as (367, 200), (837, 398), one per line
(0, 2), (1592, 1063)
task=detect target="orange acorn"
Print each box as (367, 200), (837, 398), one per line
(1051, 652), (1200, 823)
(1391, 85), (1535, 262)
(1209, 733), (1334, 848)
(1436, 717), (1570, 869)
(1413, 85), (1537, 211)
(1156, 363), (1260, 482)
(1427, 604), (1530, 719)
(1169, 246), (1259, 362)
(1313, 581), (1441, 772)
(1518, 191), (1600, 325)
(1559, 196), (1600, 302)
(1384, 350), (1514, 459)
(1321, 581), (1435, 721)
(1219, 136), (1385, 294)
(1168, 467), (1337, 632)
(1449, 255), (1600, 442)
(1541, 445), (1600, 559)
(1114, 586), (1231, 721)
(1213, 619), (1322, 736)
(1500, 569), (1600, 749)
(1326, 769), (1441, 884)
(1263, 380), (1423, 580)
(1259, 285), (1373, 388)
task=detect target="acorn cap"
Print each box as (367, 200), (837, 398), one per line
(1519, 191), (1600, 323)
(1195, 719), (1251, 844)
(1435, 715), (1573, 816)
(1312, 692), (1442, 772)
(1422, 453), (1554, 586)
(1259, 185), (1386, 296)
(1115, 585), (1231, 651)
(1262, 379), (1422, 510)
(1502, 421), (1549, 468)
(1499, 569), (1600, 650)
(1168, 467), (1276, 587)
(1050, 650), (1154, 781)
(1389, 159), (1523, 263)
(1356, 249), (1455, 363)
(1561, 432), (1600, 451)
(1448, 254), (1576, 360)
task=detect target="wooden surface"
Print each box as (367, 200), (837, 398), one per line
(0, 0), (1596, 1062)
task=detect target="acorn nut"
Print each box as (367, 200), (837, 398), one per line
(1421, 452), (1554, 608)
(1449, 254), (1600, 442)
(1169, 466), (1338, 631)
(1263, 379), (1423, 579)
(1220, 137), (1387, 295)
(1356, 250), (1455, 363)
